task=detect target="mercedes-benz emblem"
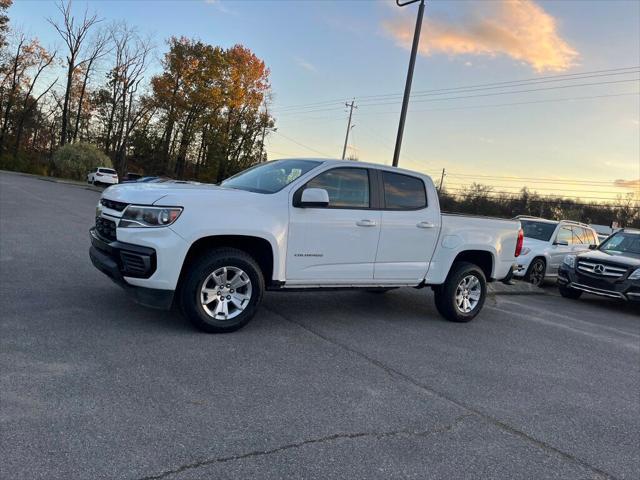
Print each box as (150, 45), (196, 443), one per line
(594, 264), (605, 274)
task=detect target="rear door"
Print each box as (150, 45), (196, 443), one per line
(286, 167), (381, 283)
(373, 170), (439, 282)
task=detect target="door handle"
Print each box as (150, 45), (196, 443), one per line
(417, 221), (435, 229)
(356, 219), (377, 227)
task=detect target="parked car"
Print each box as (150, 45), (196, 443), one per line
(89, 158), (523, 333)
(120, 173), (143, 183)
(558, 229), (640, 302)
(513, 216), (599, 286)
(87, 167), (118, 186)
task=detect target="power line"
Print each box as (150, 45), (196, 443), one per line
(273, 66), (640, 113)
(353, 91), (639, 117)
(272, 130), (334, 158)
(274, 79), (639, 117)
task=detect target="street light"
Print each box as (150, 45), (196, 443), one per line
(392, 0), (426, 168)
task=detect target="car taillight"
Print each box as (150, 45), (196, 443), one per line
(515, 228), (524, 257)
(96, 173), (103, 176)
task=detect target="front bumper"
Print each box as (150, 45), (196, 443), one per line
(89, 228), (174, 309)
(558, 264), (640, 302)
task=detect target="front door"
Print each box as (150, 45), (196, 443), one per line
(286, 167), (381, 283)
(374, 170), (439, 282)
(548, 225), (575, 274)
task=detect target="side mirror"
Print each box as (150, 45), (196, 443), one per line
(299, 188), (329, 208)
(588, 244), (597, 250)
(554, 240), (569, 246)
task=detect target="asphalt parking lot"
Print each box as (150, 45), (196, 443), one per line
(1, 170), (639, 480)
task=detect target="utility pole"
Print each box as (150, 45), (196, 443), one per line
(438, 168), (446, 192)
(392, 0), (426, 168)
(342, 99), (357, 160)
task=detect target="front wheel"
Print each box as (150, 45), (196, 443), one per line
(179, 248), (264, 333)
(434, 262), (487, 323)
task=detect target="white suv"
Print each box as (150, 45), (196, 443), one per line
(513, 217), (599, 286)
(87, 167), (119, 186)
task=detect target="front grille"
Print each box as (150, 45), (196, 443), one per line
(101, 198), (129, 212)
(95, 217), (117, 242)
(577, 260), (627, 278)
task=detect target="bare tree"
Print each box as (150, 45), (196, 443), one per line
(48, 0), (102, 145)
(100, 23), (153, 171)
(71, 29), (109, 142)
(13, 48), (57, 156)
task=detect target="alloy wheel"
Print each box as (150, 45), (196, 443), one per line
(455, 274), (482, 313)
(200, 266), (252, 320)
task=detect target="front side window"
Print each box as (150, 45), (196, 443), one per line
(305, 168), (370, 208)
(556, 226), (573, 244)
(382, 171), (427, 210)
(221, 159), (321, 194)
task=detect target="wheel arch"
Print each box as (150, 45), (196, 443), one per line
(178, 235), (275, 290)
(451, 250), (494, 280)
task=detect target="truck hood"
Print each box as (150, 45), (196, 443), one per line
(102, 182), (254, 206)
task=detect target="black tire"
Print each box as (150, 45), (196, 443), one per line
(93, 180), (99, 186)
(559, 285), (582, 299)
(365, 287), (399, 294)
(526, 258), (546, 287)
(179, 248), (264, 333)
(433, 261), (487, 323)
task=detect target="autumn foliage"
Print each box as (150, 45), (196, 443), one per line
(0, 1), (274, 183)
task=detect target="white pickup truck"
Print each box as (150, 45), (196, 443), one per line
(90, 159), (523, 332)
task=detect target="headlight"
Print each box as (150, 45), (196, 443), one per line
(520, 247), (531, 256)
(563, 254), (576, 268)
(629, 268), (640, 280)
(119, 205), (182, 228)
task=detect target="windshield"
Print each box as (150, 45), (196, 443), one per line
(221, 159), (322, 193)
(99, 168), (116, 174)
(599, 232), (640, 258)
(521, 220), (558, 242)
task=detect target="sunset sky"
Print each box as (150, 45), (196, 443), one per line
(12, 0), (640, 201)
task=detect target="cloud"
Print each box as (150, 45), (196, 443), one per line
(613, 179), (640, 189)
(383, 0), (578, 72)
(294, 56), (317, 73)
(204, 0), (236, 15)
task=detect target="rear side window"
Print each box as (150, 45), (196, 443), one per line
(382, 171), (427, 210)
(305, 168), (370, 208)
(99, 168), (116, 174)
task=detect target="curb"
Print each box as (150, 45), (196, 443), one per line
(487, 281), (548, 296)
(1, 170), (104, 193)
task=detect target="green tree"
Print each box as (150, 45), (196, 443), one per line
(52, 142), (111, 180)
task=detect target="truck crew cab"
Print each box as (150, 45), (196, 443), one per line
(89, 159), (523, 332)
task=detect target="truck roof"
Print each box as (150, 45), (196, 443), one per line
(274, 158), (431, 179)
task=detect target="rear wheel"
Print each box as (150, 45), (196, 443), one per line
(434, 262), (487, 323)
(526, 258), (546, 287)
(179, 248), (264, 333)
(559, 285), (582, 299)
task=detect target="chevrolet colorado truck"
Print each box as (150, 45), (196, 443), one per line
(89, 159), (523, 332)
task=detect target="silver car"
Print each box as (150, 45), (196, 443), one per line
(513, 217), (599, 286)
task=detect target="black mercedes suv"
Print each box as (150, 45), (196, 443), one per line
(558, 229), (640, 303)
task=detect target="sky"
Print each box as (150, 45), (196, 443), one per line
(10, 0), (640, 201)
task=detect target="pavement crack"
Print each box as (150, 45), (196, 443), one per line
(263, 305), (619, 480)
(135, 415), (473, 480)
